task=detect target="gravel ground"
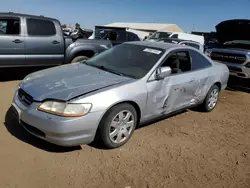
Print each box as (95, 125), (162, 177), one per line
(0, 68), (249, 188)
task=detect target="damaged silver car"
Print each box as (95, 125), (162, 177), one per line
(12, 41), (229, 149)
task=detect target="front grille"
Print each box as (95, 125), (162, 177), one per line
(210, 52), (246, 64)
(228, 66), (242, 72)
(18, 88), (33, 106)
(21, 120), (46, 138)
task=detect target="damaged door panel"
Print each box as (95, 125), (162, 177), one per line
(146, 71), (199, 118)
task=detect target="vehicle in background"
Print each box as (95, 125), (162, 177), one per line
(12, 41), (229, 149)
(169, 32), (205, 45)
(62, 27), (72, 36)
(205, 19), (250, 87)
(146, 31), (172, 41)
(156, 38), (204, 52)
(146, 31), (205, 45)
(0, 12), (140, 67)
(191, 31), (221, 51)
(69, 27), (93, 39)
(89, 25), (140, 45)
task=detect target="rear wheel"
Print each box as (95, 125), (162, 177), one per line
(201, 84), (220, 112)
(71, 56), (89, 64)
(97, 103), (137, 149)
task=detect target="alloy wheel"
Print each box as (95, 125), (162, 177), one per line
(109, 110), (135, 144)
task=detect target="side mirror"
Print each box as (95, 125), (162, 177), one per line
(155, 66), (171, 80)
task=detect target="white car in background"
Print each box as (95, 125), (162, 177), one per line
(157, 38), (204, 52)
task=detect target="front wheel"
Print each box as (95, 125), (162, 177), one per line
(97, 103), (137, 149)
(71, 56), (89, 64)
(201, 85), (220, 112)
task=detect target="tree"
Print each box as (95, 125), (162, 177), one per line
(75, 23), (80, 29)
(61, 24), (67, 28)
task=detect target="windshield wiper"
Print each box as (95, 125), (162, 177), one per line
(84, 63), (124, 76)
(98, 66), (125, 76)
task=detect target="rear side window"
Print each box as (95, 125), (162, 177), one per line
(190, 50), (211, 70)
(27, 18), (56, 36)
(0, 17), (20, 35)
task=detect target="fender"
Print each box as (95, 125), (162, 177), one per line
(64, 44), (110, 64)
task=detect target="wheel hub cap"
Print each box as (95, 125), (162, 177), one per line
(109, 110), (135, 144)
(208, 89), (219, 109)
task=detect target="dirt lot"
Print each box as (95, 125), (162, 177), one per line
(0, 68), (250, 188)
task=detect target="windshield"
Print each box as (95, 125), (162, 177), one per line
(84, 43), (165, 79)
(148, 32), (171, 40)
(94, 29), (112, 39)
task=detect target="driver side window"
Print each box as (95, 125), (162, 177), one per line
(161, 51), (191, 74)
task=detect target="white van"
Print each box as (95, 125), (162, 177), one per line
(147, 31), (204, 45)
(169, 32), (205, 45)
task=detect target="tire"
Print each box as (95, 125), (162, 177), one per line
(200, 84), (220, 112)
(97, 103), (137, 149)
(71, 56), (89, 64)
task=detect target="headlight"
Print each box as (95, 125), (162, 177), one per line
(38, 101), (92, 117)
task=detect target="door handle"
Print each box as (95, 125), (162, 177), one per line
(189, 78), (196, 82)
(12, 39), (23, 43)
(52, 40), (60, 44)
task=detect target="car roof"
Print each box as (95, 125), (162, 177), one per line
(0, 12), (58, 22)
(126, 41), (182, 50)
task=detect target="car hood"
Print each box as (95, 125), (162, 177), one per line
(20, 63), (133, 101)
(216, 19), (250, 44)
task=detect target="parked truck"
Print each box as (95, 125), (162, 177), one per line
(205, 19), (250, 88)
(0, 12), (140, 66)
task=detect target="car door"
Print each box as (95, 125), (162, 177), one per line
(24, 17), (64, 66)
(0, 16), (25, 66)
(146, 50), (200, 117)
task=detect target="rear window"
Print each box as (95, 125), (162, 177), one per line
(27, 18), (56, 36)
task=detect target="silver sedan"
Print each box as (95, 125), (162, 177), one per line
(12, 41), (229, 149)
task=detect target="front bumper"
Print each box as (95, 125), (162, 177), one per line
(12, 91), (104, 146)
(218, 62), (250, 79)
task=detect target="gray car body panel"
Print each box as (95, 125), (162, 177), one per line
(20, 63), (133, 101)
(13, 42), (229, 146)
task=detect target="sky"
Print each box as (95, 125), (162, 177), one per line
(1, 0), (250, 32)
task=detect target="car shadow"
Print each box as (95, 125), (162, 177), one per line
(0, 67), (54, 82)
(226, 85), (250, 93)
(4, 107), (81, 153)
(137, 109), (187, 129)
(226, 76), (250, 93)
